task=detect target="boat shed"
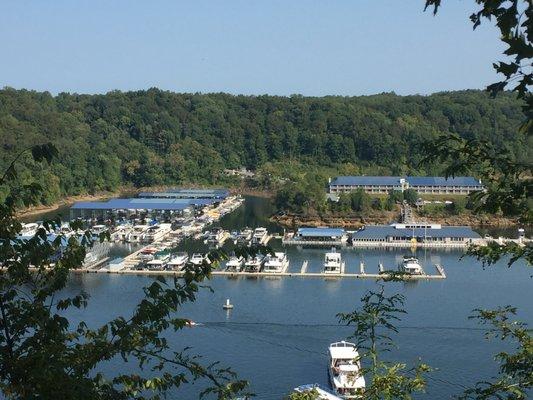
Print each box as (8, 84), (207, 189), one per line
(138, 188), (229, 200)
(351, 223), (481, 247)
(288, 227), (347, 245)
(70, 197), (214, 219)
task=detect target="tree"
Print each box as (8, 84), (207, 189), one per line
(402, 189), (418, 206)
(0, 145), (249, 399)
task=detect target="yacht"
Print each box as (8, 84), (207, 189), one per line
(167, 252), (189, 270)
(111, 225), (131, 242)
(205, 227), (228, 245)
(324, 250), (344, 274)
(398, 256), (424, 275)
(20, 222), (40, 237)
(138, 247), (159, 262)
(190, 253), (210, 266)
(244, 255), (264, 272)
(225, 255), (245, 272)
(251, 227), (268, 245)
(263, 252), (289, 273)
(235, 228), (253, 244)
(146, 252), (171, 271)
(328, 341), (366, 398)
(91, 225), (107, 237)
(127, 225), (150, 243)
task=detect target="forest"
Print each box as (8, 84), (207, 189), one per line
(0, 87), (528, 207)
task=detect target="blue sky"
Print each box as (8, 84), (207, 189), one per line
(0, 0), (504, 96)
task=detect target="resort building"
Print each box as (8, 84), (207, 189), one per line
(329, 176), (483, 195)
(351, 223), (481, 248)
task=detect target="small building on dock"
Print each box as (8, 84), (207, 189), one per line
(351, 223), (481, 247)
(284, 227), (347, 246)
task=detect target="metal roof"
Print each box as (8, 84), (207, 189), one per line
(407, 176), (482, 187)
(330, 176), (482, 187)
(352, 225), (480, 239)
(331, 176), (402, 186)
(71, 198), (197, 211)
(138, 188), (229, 199)
(296, 227), (346, 237)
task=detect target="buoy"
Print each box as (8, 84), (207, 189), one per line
(222, 298), (233, 310)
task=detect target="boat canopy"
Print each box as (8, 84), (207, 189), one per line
(329, 341), (359, 359)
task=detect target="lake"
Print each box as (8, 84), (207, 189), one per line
(53, 197), (533, 398)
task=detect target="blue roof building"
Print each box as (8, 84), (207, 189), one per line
(329, 176), (482, 195)
(138, 188), (229, 199)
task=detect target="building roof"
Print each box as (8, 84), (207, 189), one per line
(296, 227), (346, 237)
(71, 198), (202, 211)
(352, 225), (481, 239)
(330, 176), (482, 188)
(407, 176), (482, 187)
(138, 188), (229, 199)
(331, 176), (402, 186)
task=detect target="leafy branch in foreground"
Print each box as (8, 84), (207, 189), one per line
(459, 306), (532, 400)
(0, 144), (250, 399)
(337, 286), (431, 399)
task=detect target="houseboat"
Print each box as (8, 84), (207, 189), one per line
(91, 225), (108, 237)
(205, 227), (228, 246)
(263, 252), (289, 273)
(127, 225), (150, 243)
(190, 253), (210, 266)
(167, 252), (189, 270)
(111, 225), (131, 242)
(244, 255), (265, 272)
(20, 222), (40, 237)
(142, 223), (172, 243)
(328, 341), (366, 398)
(324, 250), (344, 274)
(234, 228), (253, 244)
(252, 227), (269, 245)
(146, 252), (171, 271)
(225, 255), (245, 272)
(138, 247), (159, 263)
(398, 256), (424, 275)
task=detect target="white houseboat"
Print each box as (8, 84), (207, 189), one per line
(142, 223), (172, 243)
(244, 255), (265, 272)
(328, 341), (365, 398)
(167, 252), (189, 270)
(20, 222), (40, 237)
(111, 225), (131, 242)
(252, 227), (269, 245)
(190, 253), (210, 266)
(398, 256), (424, 275)
(146, 253), (171, 271)
(324, 250), (344, 274)
(263, 252), (289, 273)
(127, 225), (150, 243)
(225, 255), (245, 272)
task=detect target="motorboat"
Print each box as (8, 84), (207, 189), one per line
(324, 250), (344, 274)
(20, 222), (40, 237)
(263, 252), (289, 273)
(167, 252), (189, 270)
(225, 255), (245, 272)
(398, 256), (424, 275)
(328, 341), (365, 398)
(251, 227), (268, 245)
(293, 384), (343, 400)
(244, 255), (264, 272)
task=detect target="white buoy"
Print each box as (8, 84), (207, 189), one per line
(222, 298), (233, 310)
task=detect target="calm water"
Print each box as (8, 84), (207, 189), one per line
(52, 198), (532, 398)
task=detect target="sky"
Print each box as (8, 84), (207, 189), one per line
(0, 0), (505, 96)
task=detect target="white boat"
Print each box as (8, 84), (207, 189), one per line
(293, 384), (343, 400)
(244, 255), (264, 272)
(111, 225), (131, 242)
(138, 247), (159, 262)
(252, 227), (268, 244)
(190, 253), (210, 266)
(205, 227), (228, 245)
(127, 225), (150, 243)
(235, 228), (253, 244)
(20, 222), (40, 237)
(263, 252), (289, 273)
(225, 255), (245, 272)
(398, 256), (424, 275)
(167, 252), (189, 270)
(100, 257), (125, 272)
(328, 341), (365, 399)
(146, 253), (171, 271)
(91, 224), (107, 237)
(142, 223), (172, 243)
(324, 250), (344, 274)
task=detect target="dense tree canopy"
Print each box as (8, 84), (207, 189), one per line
(0, 88), (527, 206)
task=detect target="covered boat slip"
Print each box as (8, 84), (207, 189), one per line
(138, 188), (229, 200)
(283, 227), (348, 246)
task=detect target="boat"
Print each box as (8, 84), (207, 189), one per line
(127, 225), (150, 243)
(146, 252), (171, 271)
(251, 227), (268, 245)
(111, 225), (131, 242)
(138, 247), (159, 262)
(324, 250), (344, 274)
(225, 255), (245, 272)
(190, 253), (210, 266)
(20, 222), (40, 237)
(99, 257), (125, 272)
(91, 224), (107, 237)
(244, 255), (264, 272)
(328, 341), (365, 398)
(222, 298), (233, 309)
(142, 223), (172, 243)
(167, 252), (189, 270)
(263, 252), (289, 273)
(398, 256), (424, 275)
(293, 384), (343, 400)
(235, 228), (253, 244)
(205, 227), (228, 245)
